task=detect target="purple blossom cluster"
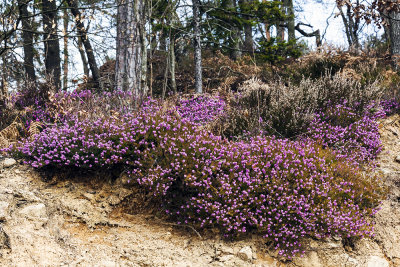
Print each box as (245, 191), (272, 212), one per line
(306, 102), (384, 164)
(5, 95), (385, 257)
(176, 95), (226, 126)
(380, 98), (400, 115)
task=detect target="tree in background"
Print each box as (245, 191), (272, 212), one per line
(67, 0), (101, 89)
(115, 0), (145, 97)
(18, 0), (36, 84)
(193, 0), (203, 93)
(386, 1), (400, 68)
(42, 0), (61, 89)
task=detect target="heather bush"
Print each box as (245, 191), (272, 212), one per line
(213, 74), (384, 139)
(5, 96), (387, 258)
(175, 94), (226, 126)
(306, 102), (383, 164)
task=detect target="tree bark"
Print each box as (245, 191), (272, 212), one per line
(226, 0), (241, 60)
(241, 0), (253, 53)
(116, 0), (144, 97)
(77, 35), (89, 78)
(276, 0), (285, 40)
(337, 3), (359, 49)
(42, 0), (61, 90)
(389, 10), (400, 69)
(170, 38), (177, 94)
(62, 6), (68, 91)
(285, 0), (295, 41)
(18, 0), (36, 83)
(1, 56), (8, 100)
(193, 0), (202, 94)
(67, 0), (101, 89)
(140, 1), (148, 95)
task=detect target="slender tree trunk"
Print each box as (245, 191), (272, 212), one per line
(389, 10), (400, 69)
(193, 0), (202, 94)
(170, 37), (177, 94)
(67, 0), (101, 89)
(244, 24), (253, 52)
(276, 0), (285, 40)
(62, 6), (69, 91)
(1, 56), (8, 100)
(346, 4), (359, 48)
(77, 36), (89, 78)
(227, 0), (241, 60)
(149, 25), (157, 97)
(140, 2), (148, 95)
(162, 47), (169, 100)
(42, 0), (61, 90)
(241, 0), (253, 53)
(338, 3), (359, 49)
(285, 0), (295, 41)
(116, 0), (143, 97)
(338, 6), (352, 46)
(159, 28), (168, 51)
(263, 0), (271, 40)
(18, 0), (36, 83)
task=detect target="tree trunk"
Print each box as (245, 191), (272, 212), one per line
(42, 0), (61, 90)
(389, 10), (400, 69)
(67, 0), (101, 89)
(62, 6), (68, 91)
(337, 3), (359, 49)
(170, 38), (177, 94)
(116, 0), (143, 97)
(346, 4), (359, 48)
(338, 6), (352, 46)
(241, 0), (253, 53)
(77, 35), (89, 78)
(18, 0), (36, 83)
(140, 1), (148, 95)
(276, 0), (285, 40)
(285, 0), (295, 41)
(1, 56), (8, 100)
(227, 0), (241, 60)
(193, 0), (202, 94)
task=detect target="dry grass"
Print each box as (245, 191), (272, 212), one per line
(212, 73), (385, 139)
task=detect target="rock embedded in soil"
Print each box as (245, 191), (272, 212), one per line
(237, 246), (253, 261)
(366, 255), (389, 267)
(1, 158), (16, 168)
(18, 203), (47, 220)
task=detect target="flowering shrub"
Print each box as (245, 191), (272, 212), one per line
(306, 102), (384, 163)
(176, 94), (226, 126)
(5, 96), (386, 258)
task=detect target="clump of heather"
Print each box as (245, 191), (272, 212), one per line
(5, 98), (386, 258)
(380, 98), (400, 115)
(6, 97), (161, 169)
(176, 94), (226, 126)
(306, 102), (383, 164)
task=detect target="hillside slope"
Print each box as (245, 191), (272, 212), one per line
(0, 116), (399, 267)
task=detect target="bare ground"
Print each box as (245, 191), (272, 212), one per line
(0, 115), (400, 267)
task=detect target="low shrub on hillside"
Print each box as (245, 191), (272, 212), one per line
(5, 96), (386, 258)
(175, 94), (226, 126)
(306, 102), (384, 164)
(213, 75), (384, 139)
